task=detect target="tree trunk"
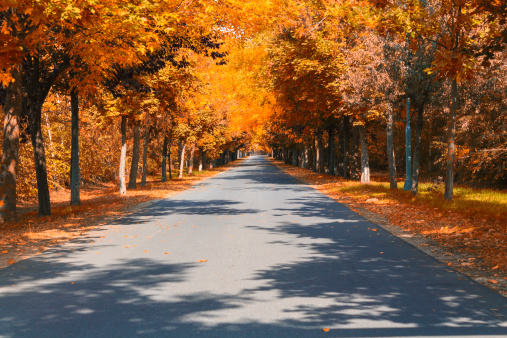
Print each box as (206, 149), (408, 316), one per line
(0, 67), (22, 221)
(161, 135), (168, 182)
(386, 105), (397, 189)
(179, 142), (186, 179)
(21, 50), (70, 216)
(312, 137), (317, 172)
(119, 116), (127, 195)
(29, 103), (51, 216)
(342, 116), (350, 179)
(317, 131), (325, 174)
(358, 124), (370, 184)
(168, 144), (172, 180)
(128, 120), (141, 189)
(411, 104), (424, 195)
(198, 147), (204, 171)
(188, 143), (195, 175)
(327, 126), (335, 175)
(70, 89), (80, 205)
(351, 123), (360, 180)
(444, 78), (458, 200)
(141, 117), (150, 187)
(306, 143), (313, 170)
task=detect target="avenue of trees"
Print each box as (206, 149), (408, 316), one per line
(264, 0), (506, 198)
(0, 0), (505, 221)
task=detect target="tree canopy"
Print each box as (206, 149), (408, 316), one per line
(0, 0), (505, 220)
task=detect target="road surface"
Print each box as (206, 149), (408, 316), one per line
(0, 156), (506, 337)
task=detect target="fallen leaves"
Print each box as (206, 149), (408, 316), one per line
(323, 328), (330, 332)
(0, 169), (234, 269)
(198, 259), (208, 263)
(271, 159), (507, 294)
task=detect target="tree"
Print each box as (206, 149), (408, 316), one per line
(0, 66), (21, 221)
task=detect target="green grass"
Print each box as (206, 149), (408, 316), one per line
(337, 182), (507, 221)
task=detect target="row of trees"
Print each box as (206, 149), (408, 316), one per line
(262, 0), (506, 197)
(0, 0), (505, 223)
(0, 0), (275, 221)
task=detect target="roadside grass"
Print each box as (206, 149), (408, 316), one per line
(336, 181), (507, 222)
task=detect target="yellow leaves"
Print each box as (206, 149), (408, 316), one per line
(323, 328), (330, 332)
(198, 259), (208, 262)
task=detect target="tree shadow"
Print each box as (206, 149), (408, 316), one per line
(1, 155), (506, 337)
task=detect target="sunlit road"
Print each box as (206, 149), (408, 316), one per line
(0, 156), (506, 337)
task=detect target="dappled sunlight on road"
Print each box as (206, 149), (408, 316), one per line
(0, 156), (506, 337)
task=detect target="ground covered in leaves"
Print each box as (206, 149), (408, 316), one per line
(0, 163), (240, 269)
(271, 159), (507, 297)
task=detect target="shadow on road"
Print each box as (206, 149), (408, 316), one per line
(0, 156), (506, 337)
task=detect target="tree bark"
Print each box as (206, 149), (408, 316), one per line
(327, 126), (335, 175)
(351, 123), (360, 180)
(0, 67), (22, 221)
(307, 143), (314, 170)
(444, 78), (458, 200)
(411, 104), (424, 195)
(386, 105), (397, 189)
(70, 89), (80, 205)
(168, 144), (172, 180)
(188, 143), (195, 175)
(161, 134), (168, 182)
(128, 120), (141, 189)
(141, 117), (150, 187)
(317, 131), (325, 173)
(198, 147), (204, 171)
(179, 142), (186, 179)
(312, 137), (317, 172)
(119, 116), (127, 194)
(342, 116), (350, 179)
(29, 103), (51, 216)
(358, 124), (370, 184)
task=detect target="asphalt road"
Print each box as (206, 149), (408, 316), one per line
(0, 155), (506, 338)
